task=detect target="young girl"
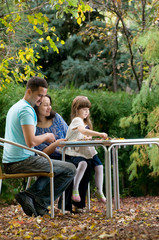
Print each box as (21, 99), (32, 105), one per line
(65, 96), (108, 203)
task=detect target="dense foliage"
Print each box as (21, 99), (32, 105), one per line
(1, 1), (159, 92)
(119, 28), (159, 191)
(0, 0), (92, 89)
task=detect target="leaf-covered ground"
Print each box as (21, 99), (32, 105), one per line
(0, 196), (159, 239)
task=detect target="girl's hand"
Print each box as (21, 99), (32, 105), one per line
(83, 136), (92, 140)
(100, 133), (108, 139)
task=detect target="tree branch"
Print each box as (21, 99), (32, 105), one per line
(3, 1), (50, 17)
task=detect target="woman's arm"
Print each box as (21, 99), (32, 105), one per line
(42, 139), (66, 156)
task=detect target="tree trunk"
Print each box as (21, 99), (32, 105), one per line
(139, 0), (146, 87)
(112, 17), (119, 92)
(118, 15), (141, 91)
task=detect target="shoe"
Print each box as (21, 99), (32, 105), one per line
(72, 205), (85, 214)
(72, 190), (81, 202)
(15, 192), (38, 217)
(34, 202), (50, 217)
(96, 192), (106, 203)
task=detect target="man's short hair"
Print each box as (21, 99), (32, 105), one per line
(26, 77), (48, 92)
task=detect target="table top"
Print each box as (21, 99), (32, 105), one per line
(60, 138), (159, 147)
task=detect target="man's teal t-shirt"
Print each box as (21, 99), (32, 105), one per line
(3, 99), (37, 163)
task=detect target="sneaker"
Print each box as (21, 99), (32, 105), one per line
(72, 205), (84, 213)
(72, 190), (81, 202)
(15, 192), (38, 217)
(96, 192), (106, 203)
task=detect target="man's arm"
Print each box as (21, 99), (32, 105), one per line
(22, 125), (55, 148)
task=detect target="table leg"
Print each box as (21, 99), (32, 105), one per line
(62, 147), (66, 214)
(50, 175), (54, 218)
(105, 147), (112, 218)
(113, 146), (120, 210)
(112, 147), (117, 209)
(87, 182), (90, 210)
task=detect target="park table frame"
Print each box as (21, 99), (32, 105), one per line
(60, 138), (159, 218)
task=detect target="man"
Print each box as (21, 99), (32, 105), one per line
(3, 77), (76, 217)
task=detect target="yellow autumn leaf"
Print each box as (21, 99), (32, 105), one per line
(26, 54), (31, 61)
(61, 40), (65, 45)
(0, 44), (5, 48)
(34, 19), (38, 25)
(55, 234), (67, 239)
(61, 227), (67, 233)
(99, 230), (117, 239)
(51, 27), (56, 32)
(5, 79), (11, 83)
(28, 48), (34, 53)
(39, 38), (44, 42)
(78, 4), (81, 11)
(50, 222), (58, 228)
(46, 36), (50, 40)
(44, 27), (48, 33)
(37, 66), (42, 70)
(90, 223), (96, 230)
(33, 224), (40, 229)
(42, 227), (48, 233)
(23, 235), (31, 239)
(36, 217), (42, 224)
(77, 17), (81, 25)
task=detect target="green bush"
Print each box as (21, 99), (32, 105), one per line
(0, 83), (25, 138)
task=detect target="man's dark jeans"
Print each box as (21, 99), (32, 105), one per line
(4, 155), (76, 209)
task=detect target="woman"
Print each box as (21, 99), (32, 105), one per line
(34, 94), (92, 212)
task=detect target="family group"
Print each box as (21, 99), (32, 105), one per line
(2, 77), (108, 216)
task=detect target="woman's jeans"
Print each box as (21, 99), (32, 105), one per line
(4, 155), (76, 209)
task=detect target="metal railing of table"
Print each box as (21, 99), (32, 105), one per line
(60, 138), (159, 218)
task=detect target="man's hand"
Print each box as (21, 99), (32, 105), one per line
(45, 133), (56, 143)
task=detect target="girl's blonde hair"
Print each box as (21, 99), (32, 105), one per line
(71, 96), (93, 129)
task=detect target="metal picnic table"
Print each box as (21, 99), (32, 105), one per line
(61, 138), (159, 218)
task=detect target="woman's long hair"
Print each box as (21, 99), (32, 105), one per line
(34, 94), (56, 122)
(71, 96), (93, 129)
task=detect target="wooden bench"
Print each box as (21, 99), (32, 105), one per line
(0, 137), (54, 218)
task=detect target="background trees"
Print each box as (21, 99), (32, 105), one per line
(0, 0), (92, 89)
(119, 26), (159, 193)
(1, 0), (158, 92)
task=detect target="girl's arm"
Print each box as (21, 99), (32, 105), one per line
(77, 125), (108, 139)
(42, 139), (66, 156)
